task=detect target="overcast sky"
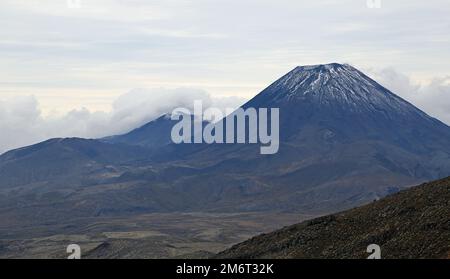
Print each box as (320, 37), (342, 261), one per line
(0, 0), (449, 152)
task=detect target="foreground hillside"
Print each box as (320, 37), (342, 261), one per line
(217, 176), (450, 259)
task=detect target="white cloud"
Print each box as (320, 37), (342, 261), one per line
(368, 68), (450, 125)
(0, 88), (246, 154)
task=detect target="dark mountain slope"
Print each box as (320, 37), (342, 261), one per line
(216, 176), (450, 259)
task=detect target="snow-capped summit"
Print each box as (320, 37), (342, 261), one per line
(245, 63), (432, 121)
(277, 63), (380, 99)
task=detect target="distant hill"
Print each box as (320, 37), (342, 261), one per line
(0, 137), (150, 189)
(102, 114), (176, 149)
(216, 176), (450, 259)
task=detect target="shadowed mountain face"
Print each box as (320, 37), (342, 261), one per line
(0, 63), (450, 224)
(216, 176), (450, 259)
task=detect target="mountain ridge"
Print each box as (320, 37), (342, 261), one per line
(102, 114), (175, 149)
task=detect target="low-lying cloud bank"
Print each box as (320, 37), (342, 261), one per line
(0, 88), (245, 154)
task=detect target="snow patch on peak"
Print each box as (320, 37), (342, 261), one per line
(250, 63), (435, 121)
(295, 63), (346, 71)
(277, 63), (377, 95)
